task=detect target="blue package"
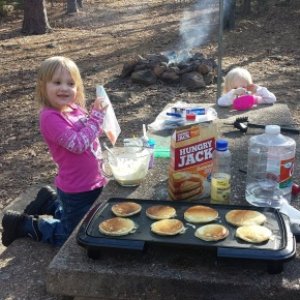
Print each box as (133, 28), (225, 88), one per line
(166, 112), (182, 118)
(186, 108), (206, 115)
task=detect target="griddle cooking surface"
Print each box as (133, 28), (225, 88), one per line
(77, 198), (295, 261)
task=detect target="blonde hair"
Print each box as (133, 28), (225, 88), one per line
(35, 56), (86, 109)
(224, 67), (253, 93)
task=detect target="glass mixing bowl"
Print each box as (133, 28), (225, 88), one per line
(107, 146), (152, 187)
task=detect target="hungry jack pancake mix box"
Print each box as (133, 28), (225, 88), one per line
(168, 122), (217, 200)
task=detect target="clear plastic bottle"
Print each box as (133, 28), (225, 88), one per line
(245, 125), (296, 208)
(210, 139), (231, 204)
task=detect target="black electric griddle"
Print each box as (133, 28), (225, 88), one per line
(77, 198), (296, 273)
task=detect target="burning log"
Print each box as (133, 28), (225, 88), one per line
(120, 51), (217, 91)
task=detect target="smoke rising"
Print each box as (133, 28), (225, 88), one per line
(167, 0), (230, 63)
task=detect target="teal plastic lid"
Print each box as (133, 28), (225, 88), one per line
(148, 138), (156, 147)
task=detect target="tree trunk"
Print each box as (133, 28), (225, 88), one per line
(223, 0), (236, 30)
(242, 0), (251, 15)
(22, 0), (51, 35)
(77, 0), (83, 8)
(67, 0), (79, 14)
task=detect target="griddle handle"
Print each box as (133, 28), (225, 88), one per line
(95, 238), (145, 251)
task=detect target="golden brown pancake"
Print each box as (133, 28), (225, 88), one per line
(150, 219), (185, 236)
(99, 217), (137, 236)
(225, 209), (266, 227)
(195, 224), (229, 241)
(184, 205), (218, 223)
(236, 225), (272, 243)
(146, 205), (176, 220)
(111, 201), (142, 217)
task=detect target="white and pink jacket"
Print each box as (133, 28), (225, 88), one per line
(217, 85), (276, 107)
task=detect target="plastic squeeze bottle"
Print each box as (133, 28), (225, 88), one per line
(210, 139), (232, 204)
(245, 125), (296, 208)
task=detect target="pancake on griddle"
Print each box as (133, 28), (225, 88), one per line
(195, 224), (229, 242)
(236, 225), (272, 243)
(151, 219), (185, 236)
(99, 217), (137, 236)
(184, 205), (218, 223)
(146, 205), (176, 220)
(111, 201), (142, 217)
(225, 209), (266, 227)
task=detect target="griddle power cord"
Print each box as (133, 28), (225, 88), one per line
(224, 117), (300, 134)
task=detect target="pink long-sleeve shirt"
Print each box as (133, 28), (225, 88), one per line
(39, 104), (107, 193)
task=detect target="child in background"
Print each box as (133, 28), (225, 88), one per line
(217, 67), (276, 107)
(2, 56), (109, 247)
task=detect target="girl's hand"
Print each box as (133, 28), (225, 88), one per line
(93, 96), (109, 112)
(233, 87), (246, 96)
(247, 84), (258, 94)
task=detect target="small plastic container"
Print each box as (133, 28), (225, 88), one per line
(186, 113), (196, 122)
(232, 95), (256, 111)
(154, 147), (170, 158)
(185, 113), (197, 126)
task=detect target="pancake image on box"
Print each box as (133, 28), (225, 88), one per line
(151, 219), (186, 236)
(195, 224), (229, 242)
(99, 217), (137, 236)
(225, 209), (266, 227)
(236, 225), (272, 243)
(184, 205), (218, 223)
(146, 205), (177, 220)
(111, 201), (142, 217)
(168, 172), (204, 201)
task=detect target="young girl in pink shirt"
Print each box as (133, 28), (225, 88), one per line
(2, 56), (109, 246)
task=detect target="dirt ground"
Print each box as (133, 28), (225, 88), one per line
(0, 0), (299, 298)
(1, 0), (299, 211)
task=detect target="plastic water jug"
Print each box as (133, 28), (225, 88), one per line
(245, 125), (296, 208)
